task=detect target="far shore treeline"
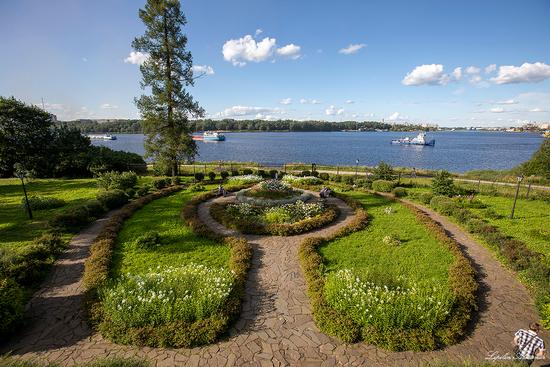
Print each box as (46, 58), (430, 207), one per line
(57, 119), (431, 134)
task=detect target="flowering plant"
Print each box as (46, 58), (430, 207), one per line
(100, 264), (234, 327)
(227, 175), (263, 183)
(282, 174), (322, 185)
(324, 269), (453, 331)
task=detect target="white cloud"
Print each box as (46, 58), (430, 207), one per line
(465, 66), (481, 74)
(100, 103), (118, 109)
(485, 64), (497, 74)
(491, 62), (550, 84)
(495, 99), (518, 105)
(82, 57), (88, 62)
(490, 107), (505, 113)
(280, 98), (292, 105)
(215, 105), (282, 118)
(222, 34), (301, 66)
(255, 28), (263, 36)
(222, 35), (276, 66)
(452, 67), (462, 80)
(345, 100), (355, 104)
(469, 74), (483, 85)
(192, 65), (215, 76)
(325, 105), (344, 115)
(124, 51), (149, 65)
(530, 107), (546, 112)
(276, 44), (301, 59)
(300, 99), (321, 104)
(387, 112), (403, 120)
(338, 43), (366, 55)
(401, 64), (450, 86)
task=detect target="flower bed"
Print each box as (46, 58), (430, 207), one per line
(84, 185), (252, 347)
(242, 180), (297, 200)
(298, 192), (477, 351)
(227, 174), (263, 185)
(283, 174), (322, 185)
(210, 200), (339, 236)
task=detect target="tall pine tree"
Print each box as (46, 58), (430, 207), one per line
(133, 0), (204, 176)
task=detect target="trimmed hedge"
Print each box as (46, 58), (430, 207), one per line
(209, 202), (340, 236)
(85, 184), (253, 348)
(425, 196), (550, 326)
(96, 189), (129, 210)
(392, 187), (408, 197)
(299, 192), (478, 351)
(20, 195), (65, 210)
(372, 179), (396, 193)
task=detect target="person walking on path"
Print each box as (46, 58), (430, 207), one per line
(513, 322), (545, 365)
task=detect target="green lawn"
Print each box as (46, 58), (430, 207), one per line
(468, 195), (550, 255)
(110, 189), (230, 277)
(0, 178), (98, 251)
(320, 191), (454, 285)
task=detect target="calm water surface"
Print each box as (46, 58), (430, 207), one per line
(91, 131), (543, 172)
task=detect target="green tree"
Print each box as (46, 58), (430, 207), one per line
(132, 0), (204, 177)
(0, 97), (54, 177)
(432, 170), (455, 197)
(372, 161), (396, 181)
(516, 139), (550, 179)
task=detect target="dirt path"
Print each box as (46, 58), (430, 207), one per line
(2, 194), (548, 366)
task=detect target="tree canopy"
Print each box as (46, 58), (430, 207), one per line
(133, 0), (204, 176)
(516, 139), (550, 179)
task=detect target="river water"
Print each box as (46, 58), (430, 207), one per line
(91, 131), (544, 172)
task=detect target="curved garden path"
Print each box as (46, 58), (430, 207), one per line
(2, 192), (548, 366)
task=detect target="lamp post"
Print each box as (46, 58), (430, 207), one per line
(355, 159), (359, 179)
(510, 175), (524, 219)
(14, 163), (33, 220)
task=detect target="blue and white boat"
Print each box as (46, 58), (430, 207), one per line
(391, 132), (435, 146)
(87, 134), (117, 140)
(193, 131), (226, 141)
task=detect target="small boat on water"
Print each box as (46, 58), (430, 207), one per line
(193, 131), (226, 141)
(391, 132), (435, 146)
(88, 134), (117, 140)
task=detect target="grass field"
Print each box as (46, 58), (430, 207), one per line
(320, 191), (454, 285)
(468, 195), (550, 255)
(110, 188), (230, 277)
(0, 178), (98, 251)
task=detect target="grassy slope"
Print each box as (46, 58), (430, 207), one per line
(469, 195), (550, 255)
(0, 178), (98, 251)
(320, 191), (454, 285)
(110, 189), (230, 277)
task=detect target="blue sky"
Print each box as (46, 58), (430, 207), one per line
(1, 0), (549, 127)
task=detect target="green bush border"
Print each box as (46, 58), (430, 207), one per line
(209, 202), (340, 236)
(84, 184), (253, 348)
(298, 192), (478, 351)
(422, 195), (550, 326)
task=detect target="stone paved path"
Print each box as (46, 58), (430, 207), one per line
(2, 193), (548, 366)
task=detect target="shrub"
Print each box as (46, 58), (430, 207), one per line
(153, 178), (169, 189)
(429, 195), (458, 216)
(96, 189), (129, 210)
(171, 176), (182, 186)
(20, 195), (65, 210)
(354, 179), (372, 189)
(207, 171), (216, 181)
(311, 170), (319, 177)
(230, 170), (239, 177)
(319, 172), (329, 181)
(343, 176), (355, 185)
(372, 161), (396, 181)
(50, 205), (90, 230)
(0, 278), (25, 337)
(331, 175), (342, 182)
(242, 168), (253, 175)
(432, 170), (455, 197)
(133, 231), (161, 250)
(136, 185), (150, 197)
(85, 199), (107, 219)
(220, 171), (229, 180)
(187, 183), (205, 192)
(392, 187), (407, 197)
(96, 171), (138, 191)
(194, 172), (205, 182)
(419, 192), (434, 205)
(257, 169), (266, 178)
(301, 170), (311, 177)
(372, 180), (395, 192)
(268, 169), (278, 178)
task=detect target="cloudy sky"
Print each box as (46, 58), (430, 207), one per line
(1, 0), (549, 126)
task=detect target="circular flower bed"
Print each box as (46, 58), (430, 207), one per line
(210, 199), (339, 236)
(236, 180), (312, 207)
